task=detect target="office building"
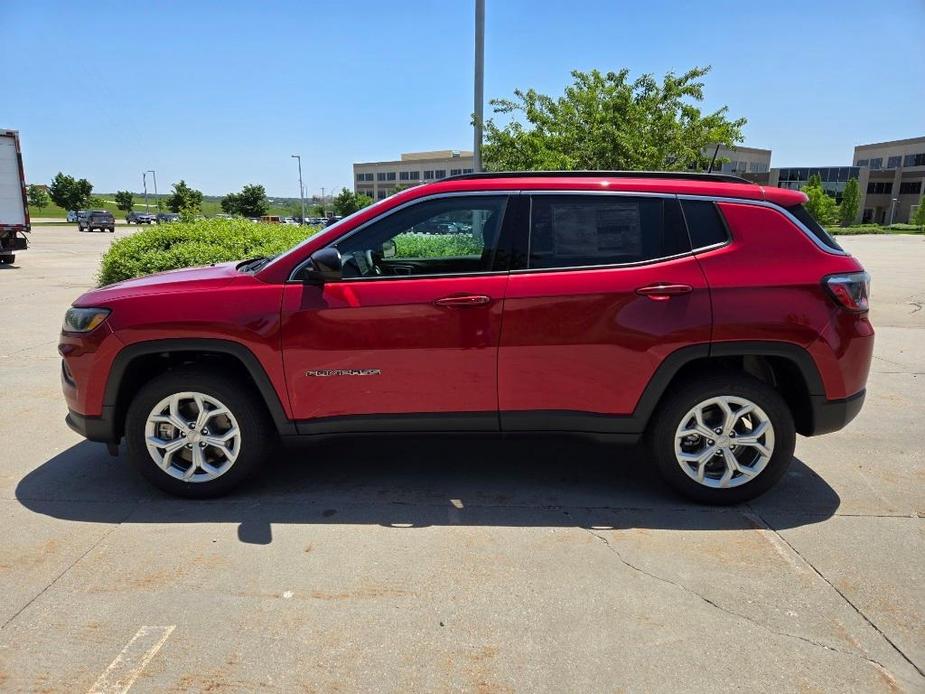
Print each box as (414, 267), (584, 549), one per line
(353, 150), (474, 200)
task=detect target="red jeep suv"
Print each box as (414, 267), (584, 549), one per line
(59, 172), (873, 503)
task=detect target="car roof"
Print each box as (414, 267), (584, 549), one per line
(401, 171), (807, 207)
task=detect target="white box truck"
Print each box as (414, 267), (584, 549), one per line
(0, 129), (30, 264)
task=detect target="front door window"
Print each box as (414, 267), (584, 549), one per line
(334, 195), (508, 278)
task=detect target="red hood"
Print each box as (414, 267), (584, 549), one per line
(75, 262), (241, 306)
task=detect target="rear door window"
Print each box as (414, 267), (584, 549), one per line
(681, 199), (730, 249)
(527, 195), (689, 269)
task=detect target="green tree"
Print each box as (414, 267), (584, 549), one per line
(221, 184), (269, 218)
(89, 196), (106, 209)
(114, 190), (135, 212)
(48, 172), (92, 212)
(27, 184), (49, 209)
(308, 203), (325, 217)
(838, 178), (860, 227)
(913, 196), (925, 230)
(333, 188), (374, 216)
(166, 180), (204, 213)
(481, 66), (746, 171)
(220, 193), (240, 215)
(802, 175), (838, 226)
(389, 184), (410, 196)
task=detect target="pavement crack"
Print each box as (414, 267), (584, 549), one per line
(583, 525), (904, 681)
(0, 503), (138, 630)
(747, 508), (925, 680)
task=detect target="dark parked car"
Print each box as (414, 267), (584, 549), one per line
(127, 211), (156, 225)
(156, 213), (181, 224)
(78, 210), (114, 233)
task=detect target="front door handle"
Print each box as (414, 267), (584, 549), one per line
(434, 294), (491, 307)
(635, 283), (693, 301)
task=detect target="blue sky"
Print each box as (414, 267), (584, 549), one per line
(4, 0), (924, 197)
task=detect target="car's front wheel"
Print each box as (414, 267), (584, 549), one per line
(125, 368), (273, 497)
(649, 373), (795, 504)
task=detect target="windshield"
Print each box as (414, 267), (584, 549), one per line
(260, 196), (394, 271)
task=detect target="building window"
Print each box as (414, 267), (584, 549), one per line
(887, 156), (902, 169)
(856, 159), (869, 167)
(399, 171), (409, 181)
(377, 191), (387, 200)
(450, 168), (462, 176)
(357, 173), (364, 181)
(377, 172), (387, 181)
(423, 170), (434, 179)
(869, 158), (883, 170)
(463, 168), (473, 174)
(434, 170), (446, 179)
(867, 181), (893, 195)
(386, 172), (396, 181)
(899, 181), (922, 195)
(903, 153), (925, 167)
(408, 171), (420, 180)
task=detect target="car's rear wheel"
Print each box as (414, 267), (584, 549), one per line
(648, 373), (795, 504)
(125, 368), (273, 497)
(0, 255), (14, 264)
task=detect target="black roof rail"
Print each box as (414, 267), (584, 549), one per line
(440, 170), (755, 185)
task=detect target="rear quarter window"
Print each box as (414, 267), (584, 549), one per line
(786, 204), (844, 252)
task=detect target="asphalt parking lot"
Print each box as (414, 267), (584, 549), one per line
(0, 223), (922, 692)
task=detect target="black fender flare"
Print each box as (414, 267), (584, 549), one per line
(103, 338), (296, 439)
(632, 340), (825, 430)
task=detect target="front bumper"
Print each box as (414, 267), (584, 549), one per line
(806, 389), (865, 436)
(65, 407), (119, 443)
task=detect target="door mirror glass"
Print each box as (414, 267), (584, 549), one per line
(303, 247), (343, 283)
(381, 239), (396, 258)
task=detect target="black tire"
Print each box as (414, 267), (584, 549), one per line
(124, 367), (274, 498)
(0, 255), (13, 264)
(648, 372), (795, 505)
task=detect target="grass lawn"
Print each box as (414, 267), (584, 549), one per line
(29, 195), (297, 220)
(828, 223), (923, 235)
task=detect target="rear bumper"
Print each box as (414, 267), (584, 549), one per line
(806, 389), (865, 436)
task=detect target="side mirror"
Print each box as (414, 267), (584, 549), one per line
(302, 247), (342, 283)
(381, 239), (396, 258)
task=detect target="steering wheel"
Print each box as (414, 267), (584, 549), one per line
(342, 250), (381, 278)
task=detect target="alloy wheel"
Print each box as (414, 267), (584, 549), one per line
(673, 395), (775, 488)
(144, 391), (241, 483)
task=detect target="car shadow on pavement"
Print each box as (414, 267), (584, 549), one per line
(16, 435), (841, 544)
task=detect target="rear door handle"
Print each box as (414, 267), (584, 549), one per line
(434, 294), (492, 307)
(635, 283), (693, 300)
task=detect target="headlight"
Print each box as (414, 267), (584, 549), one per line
(62, 307), (111, 333)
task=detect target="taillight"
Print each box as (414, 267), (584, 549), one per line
(824, 272), (870, 312)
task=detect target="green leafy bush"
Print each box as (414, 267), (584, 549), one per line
(393, 232), (482, 257)
(98, 222), (490, 286)
(98, 219), (316, 286)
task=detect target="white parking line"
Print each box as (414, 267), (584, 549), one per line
(88, 625), (176, 694)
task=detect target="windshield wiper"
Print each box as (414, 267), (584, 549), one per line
(237, 256), (271, 272)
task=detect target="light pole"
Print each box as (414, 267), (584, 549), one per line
(142, 171), (149, 211)
(888, 197), (899, 227)
(473, 0), (485, 172)
(146, 170), (158, 210)
(291, 154), (305, 224)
